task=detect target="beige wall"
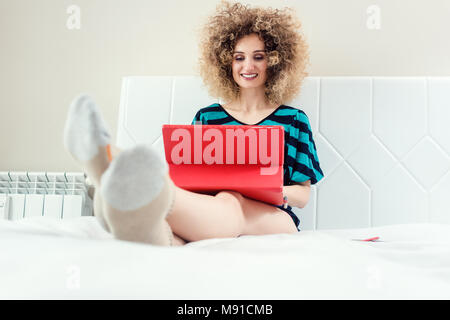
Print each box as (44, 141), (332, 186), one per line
(1, 0), (449, 172)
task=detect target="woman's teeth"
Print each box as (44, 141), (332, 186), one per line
(242, 74), (257, 78)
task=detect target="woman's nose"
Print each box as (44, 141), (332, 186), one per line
(243, 59), (256, 71)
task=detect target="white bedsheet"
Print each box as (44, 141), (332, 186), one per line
(1, 217), (450, 299)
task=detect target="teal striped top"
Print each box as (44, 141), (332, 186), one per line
(191, 103), (324, 186)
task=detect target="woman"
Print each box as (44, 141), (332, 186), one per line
(63, 1), (323, 246)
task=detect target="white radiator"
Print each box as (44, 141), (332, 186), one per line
(0, 171), (93, 220)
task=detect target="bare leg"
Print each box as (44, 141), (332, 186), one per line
(167, 188), (297, 242)
(238, 195), (298, 235)
(111, 145), (297, 242)
(166, 188), (245, 242)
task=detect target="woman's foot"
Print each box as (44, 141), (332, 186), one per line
(63, 94), (111, 187)
(63, 94), (111, 230)
(100, 144), (175, 246)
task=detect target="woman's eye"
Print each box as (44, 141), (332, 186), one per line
(235, 56), (264, 61)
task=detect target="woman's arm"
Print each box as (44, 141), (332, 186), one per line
(282, 180), (311, 208)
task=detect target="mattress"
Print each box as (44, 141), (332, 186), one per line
(1, 216), (449, 299)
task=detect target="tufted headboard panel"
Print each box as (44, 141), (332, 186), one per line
(117, 76), (450, 231)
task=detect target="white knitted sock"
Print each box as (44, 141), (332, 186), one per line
(100, 144), (169, 211)
(63, 93), (111, 231)
(63, 94), (111, 163)
(100, 144), (175, 246)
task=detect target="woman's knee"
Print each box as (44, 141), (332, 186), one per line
(215, 190), (243, 202)
(215, 191), (244, 211)
(214, 191), (246, 234)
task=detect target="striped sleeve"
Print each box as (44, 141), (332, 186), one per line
(290, 111), (324, 185)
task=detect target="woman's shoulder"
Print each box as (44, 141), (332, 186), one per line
(192, 103), (224, 124)
(278, 104), (310, 121)
(277, 105), (313, 133)
(196, 103), (223, 115)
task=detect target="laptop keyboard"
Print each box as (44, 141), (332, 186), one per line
(0, 171), (93, 220)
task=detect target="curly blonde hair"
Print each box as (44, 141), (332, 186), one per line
(196, 0), (310, 105)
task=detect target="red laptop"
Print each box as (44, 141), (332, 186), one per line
(162, 124), (285, 206)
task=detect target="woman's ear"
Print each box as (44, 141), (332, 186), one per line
(267, 51), (280, 67)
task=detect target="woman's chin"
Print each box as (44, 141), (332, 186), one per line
(237, 81), (265, 89)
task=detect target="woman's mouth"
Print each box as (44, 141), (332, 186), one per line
(241, 73), (258, 80)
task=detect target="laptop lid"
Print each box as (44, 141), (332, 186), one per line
(162, 124), (285, 205)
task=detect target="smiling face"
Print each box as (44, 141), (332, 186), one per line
(231, 33), (268, 90)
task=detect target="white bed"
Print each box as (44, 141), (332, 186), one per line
(2, 76), (449, 299)
(1, 217), (450, 299)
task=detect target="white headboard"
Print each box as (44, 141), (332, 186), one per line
(117, 76), (450, 231)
